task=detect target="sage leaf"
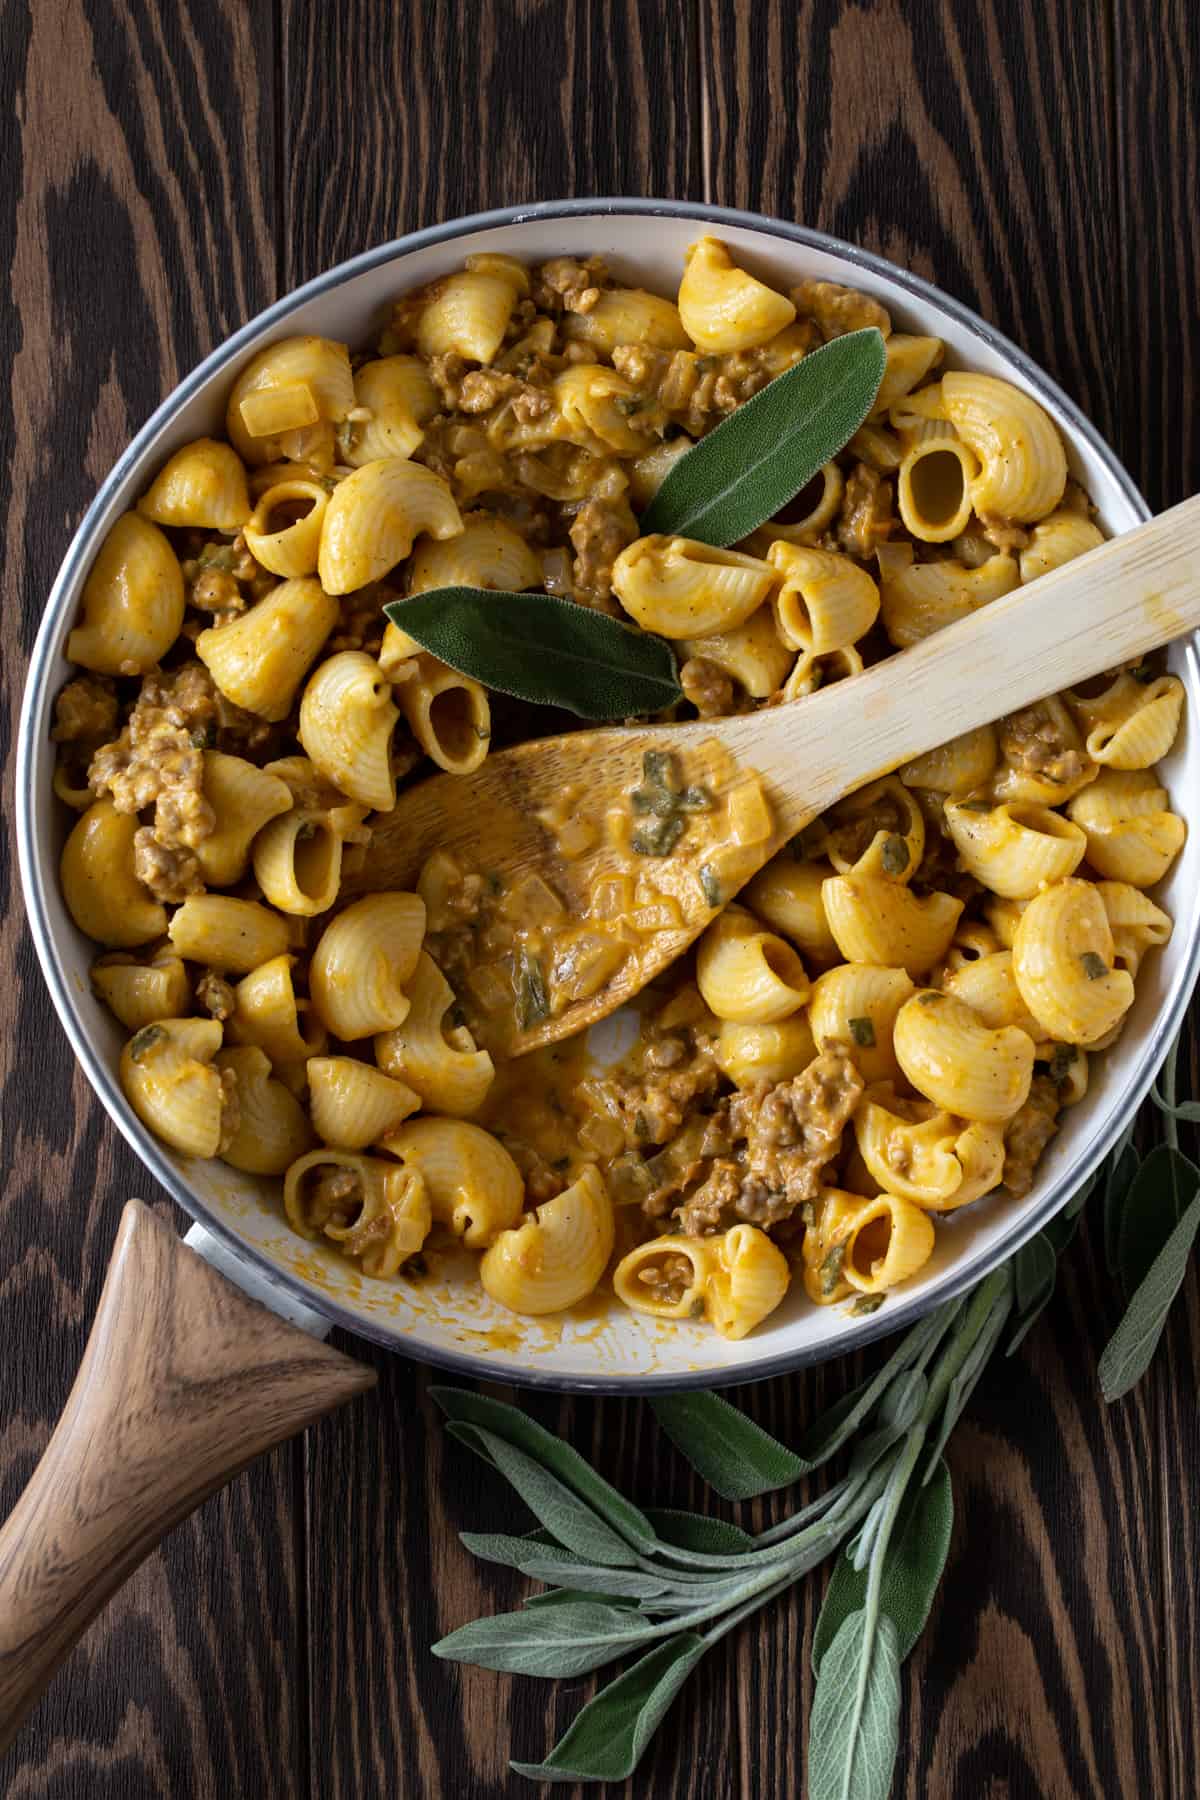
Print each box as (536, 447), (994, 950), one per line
(796, 1301), (959, 1468)
(1099, 1190), (1200, 1401)
(523, 1588), (640, 1611)
(510, 1635), (707, 1783)
(383, 589), (682, 719)
(1006, 1232), (1058, 1356)
(809, 1609), (901, 1800)
(1150, 1085), (1200, 1122)
(460, 1531), (576, 1572)
(433, 1600), (655, 1677)
(640, 328), (888, 546)
(518, 1560), (674, 1600)
(1103, 1139), (1141, 1278)
(923, 1276), (1013, 1478)
(650, 1391), (810, 1501)
(813, 1459), (953, 1674)
(473, 1428), (640, 1568)
(1115, 1144), (1200, 1297)
(432, 1388), (659, 1552)
(643, 1508), (756, 1555)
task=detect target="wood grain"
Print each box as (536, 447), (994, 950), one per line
(0, 1202), (374, 1758)
(3, 1), (1200, 1797)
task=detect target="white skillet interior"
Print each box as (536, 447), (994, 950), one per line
(17, 202), (1200, 1389)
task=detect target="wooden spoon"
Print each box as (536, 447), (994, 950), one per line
(351, 496), (1200, 1055)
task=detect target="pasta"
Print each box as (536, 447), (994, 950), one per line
(53, 239), (1183, 1337)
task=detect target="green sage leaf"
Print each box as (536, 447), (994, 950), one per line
(1006, 1232), (1057, 1356)
(1149, 1085), (1200, 1122)
(518, 1560), (674, 1600)
(1099, 1190), (1200, 1401)
(796, 1301), (959, 1468)
(643, 1508), (756, 1555)
(1103, 1138), (1141, 1278)
(470, 1428), (640, 1568)
(433, 1599), (655, 1677)
(510, 1634), (706, 1783)
(639, 328), (888, 546)
(1115, 1144), (1200, 1298)
(650, 1391), (811, 1501)
(460, 1531), (576, 1572)
(523, 1588), (640, 1612)
(383, 589), (682, 719)
(813, 1458), (953, 1674)
(809, 1609), (901, 1800)
(432, 1388), (659, 1552)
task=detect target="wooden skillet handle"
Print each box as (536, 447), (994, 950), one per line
(0, 1200), (375, 1754)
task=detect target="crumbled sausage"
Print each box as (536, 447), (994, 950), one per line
(999, 701), (1090, 788)
(680, 657), (737, 719)
(1002, 1076), (1060, 1197)
(837, 462), (894, 559)
(196, 970), (236, 1021)
(52, 675), (119, 748)
(534, 256), (609, 314)
(568, 497), (639, 610)
(792, 278), (892, 342)
(133, 827), (203, 903)
(977, 514), (1030, 553)
(611, 342), (806, 439)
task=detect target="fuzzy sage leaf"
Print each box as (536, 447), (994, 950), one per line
(432, 1599), (656, 1677)
(510, 1635), (707, 1783)
(383, 589), (682, 719)
(639, 328), (887, 546)
(1099, 1189), (1200, 1401)
(809, 1609), (902, 1800)
(649, 1390), (813, 1500)
(1114, 1144), (1200, 1297)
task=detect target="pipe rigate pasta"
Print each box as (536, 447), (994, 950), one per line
(67, 513), (185, 676)
(309, 892), (425, 1040)
(136, 438), (251, 532)
(197, 577), (339, 721)
(481, 1165), (615, 1315)
(1012, 880), (1135, 1047)
(120, 1018), (230, 1159)
(893, 990), (1035, 1122)
(298, 650), (402, 811)
(677, 236), (796, 352)
(60, 800), (167, 948)
(941, 370), (1068, 522)
(1066, 769), (1186, 886)
(318, 457), (463, 593)
(611, 536), (775, 638)
(378, 1117), (524, 1249)
(216, 1046), (315, 1174)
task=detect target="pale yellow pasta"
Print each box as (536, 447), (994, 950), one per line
(807, 963), (916, 1084)
(408, 511), (542, 594)
(168, 895), (290, 973)
(934, 921), (1003, 983)
(374, 950), (495, 1116)
(822, 778), (925, 882)
(1019, 509), (1105, 582)
(846, 423), (904, 473)
(193, 752), (292, 886)
(613, 1235), (720, 1320)
(298, 650), (400, 810)
(563, 287), (691, 352)
(226, 335), (355, 466)
(1094, 882), (1172, 979)
(227, 954), (327, 1066)
(743, 464), (845, 556)
(679, 605), (795, 699)
(52, 761), (96, 813)
(696, 905), (809, 1023)
(767, 543), (879, 653)
(318, 457), (462, 594)
(943, 951), (1047, 1046)
(1068, 672), (1185, 769)
(344, 354), (439, 464)
(896, 437), (978, 542)
(628, 437), (694, 507)
(241, 479), (329, 578)
(1012, 879), (1135, 1046)
(1066, 769), (1186, 887)
(878, 545), (1019, 648)
(395, 652), (491, 775)
(216, 1046), (314, 1174)
(900, 725), (997, 795)
(715, 1015), (818, 1088)
(941, 371), (1068, 521)
(854, 1087), (1005, 1212)
(91, 952), (190, 1031)
(481, 1165), (615, 1315)
(307, 1056), (421, 1150)
(981, 895), (1029, 949)
(677, 236), (796, 352)
(894, 989), (1034, 1122)
(284, 1150), (431, 1278)
(120, 1017), (228, 1158)
(378, 1116), (523, 1248)
(309, 891), (425, 1040)
(888, 379), (950, 445)
(742, 855), (840, 966)
(252, 797), (369, 917)
(871, 335), (945, 415)
(611, 536), (775, 638)
(991, 697), (1097, 805)
(67, 513), (185, 676)
(60, 800), (166, 947)
(782, 644), (864, 702)
(137, 438), (250, 531)
(822, 875), (963, 977)
(826, 1191), (937, 1296)
(943, 800), (1086, 898)
(701, 1224), (792, 1339)
(415, 267), (524, 364)
(196, 577), (339, 722)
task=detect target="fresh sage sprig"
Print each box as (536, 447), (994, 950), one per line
(640, 327), (888, 545)
(383, 589), (682, 719)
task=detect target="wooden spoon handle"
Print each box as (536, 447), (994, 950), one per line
(733, 492), (1200, 835)
(0, 1200), (374, 1755)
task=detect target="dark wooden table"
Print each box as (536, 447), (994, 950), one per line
(3, 3), (1198, 1795)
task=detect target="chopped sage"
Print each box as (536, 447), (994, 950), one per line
(631, 752), (708, 856)
(1080, 951), (1108, 980)
(820, 1241), (847, 1296)
(851, 1293), (886, 1316)
(197, 541), (239, 572)
(848, 1016), (876, 1048)
(880, 833), (910, 875)
(632, 815), (686, 857)
(128, 1024), (167, 1062)
(516, 948), (550, 1030)
(917, 990), (944, 1006)
(633, 1111), (651, 1140)
(1048, 1043), (1076, 1085)
(698, 864), (723, 908)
